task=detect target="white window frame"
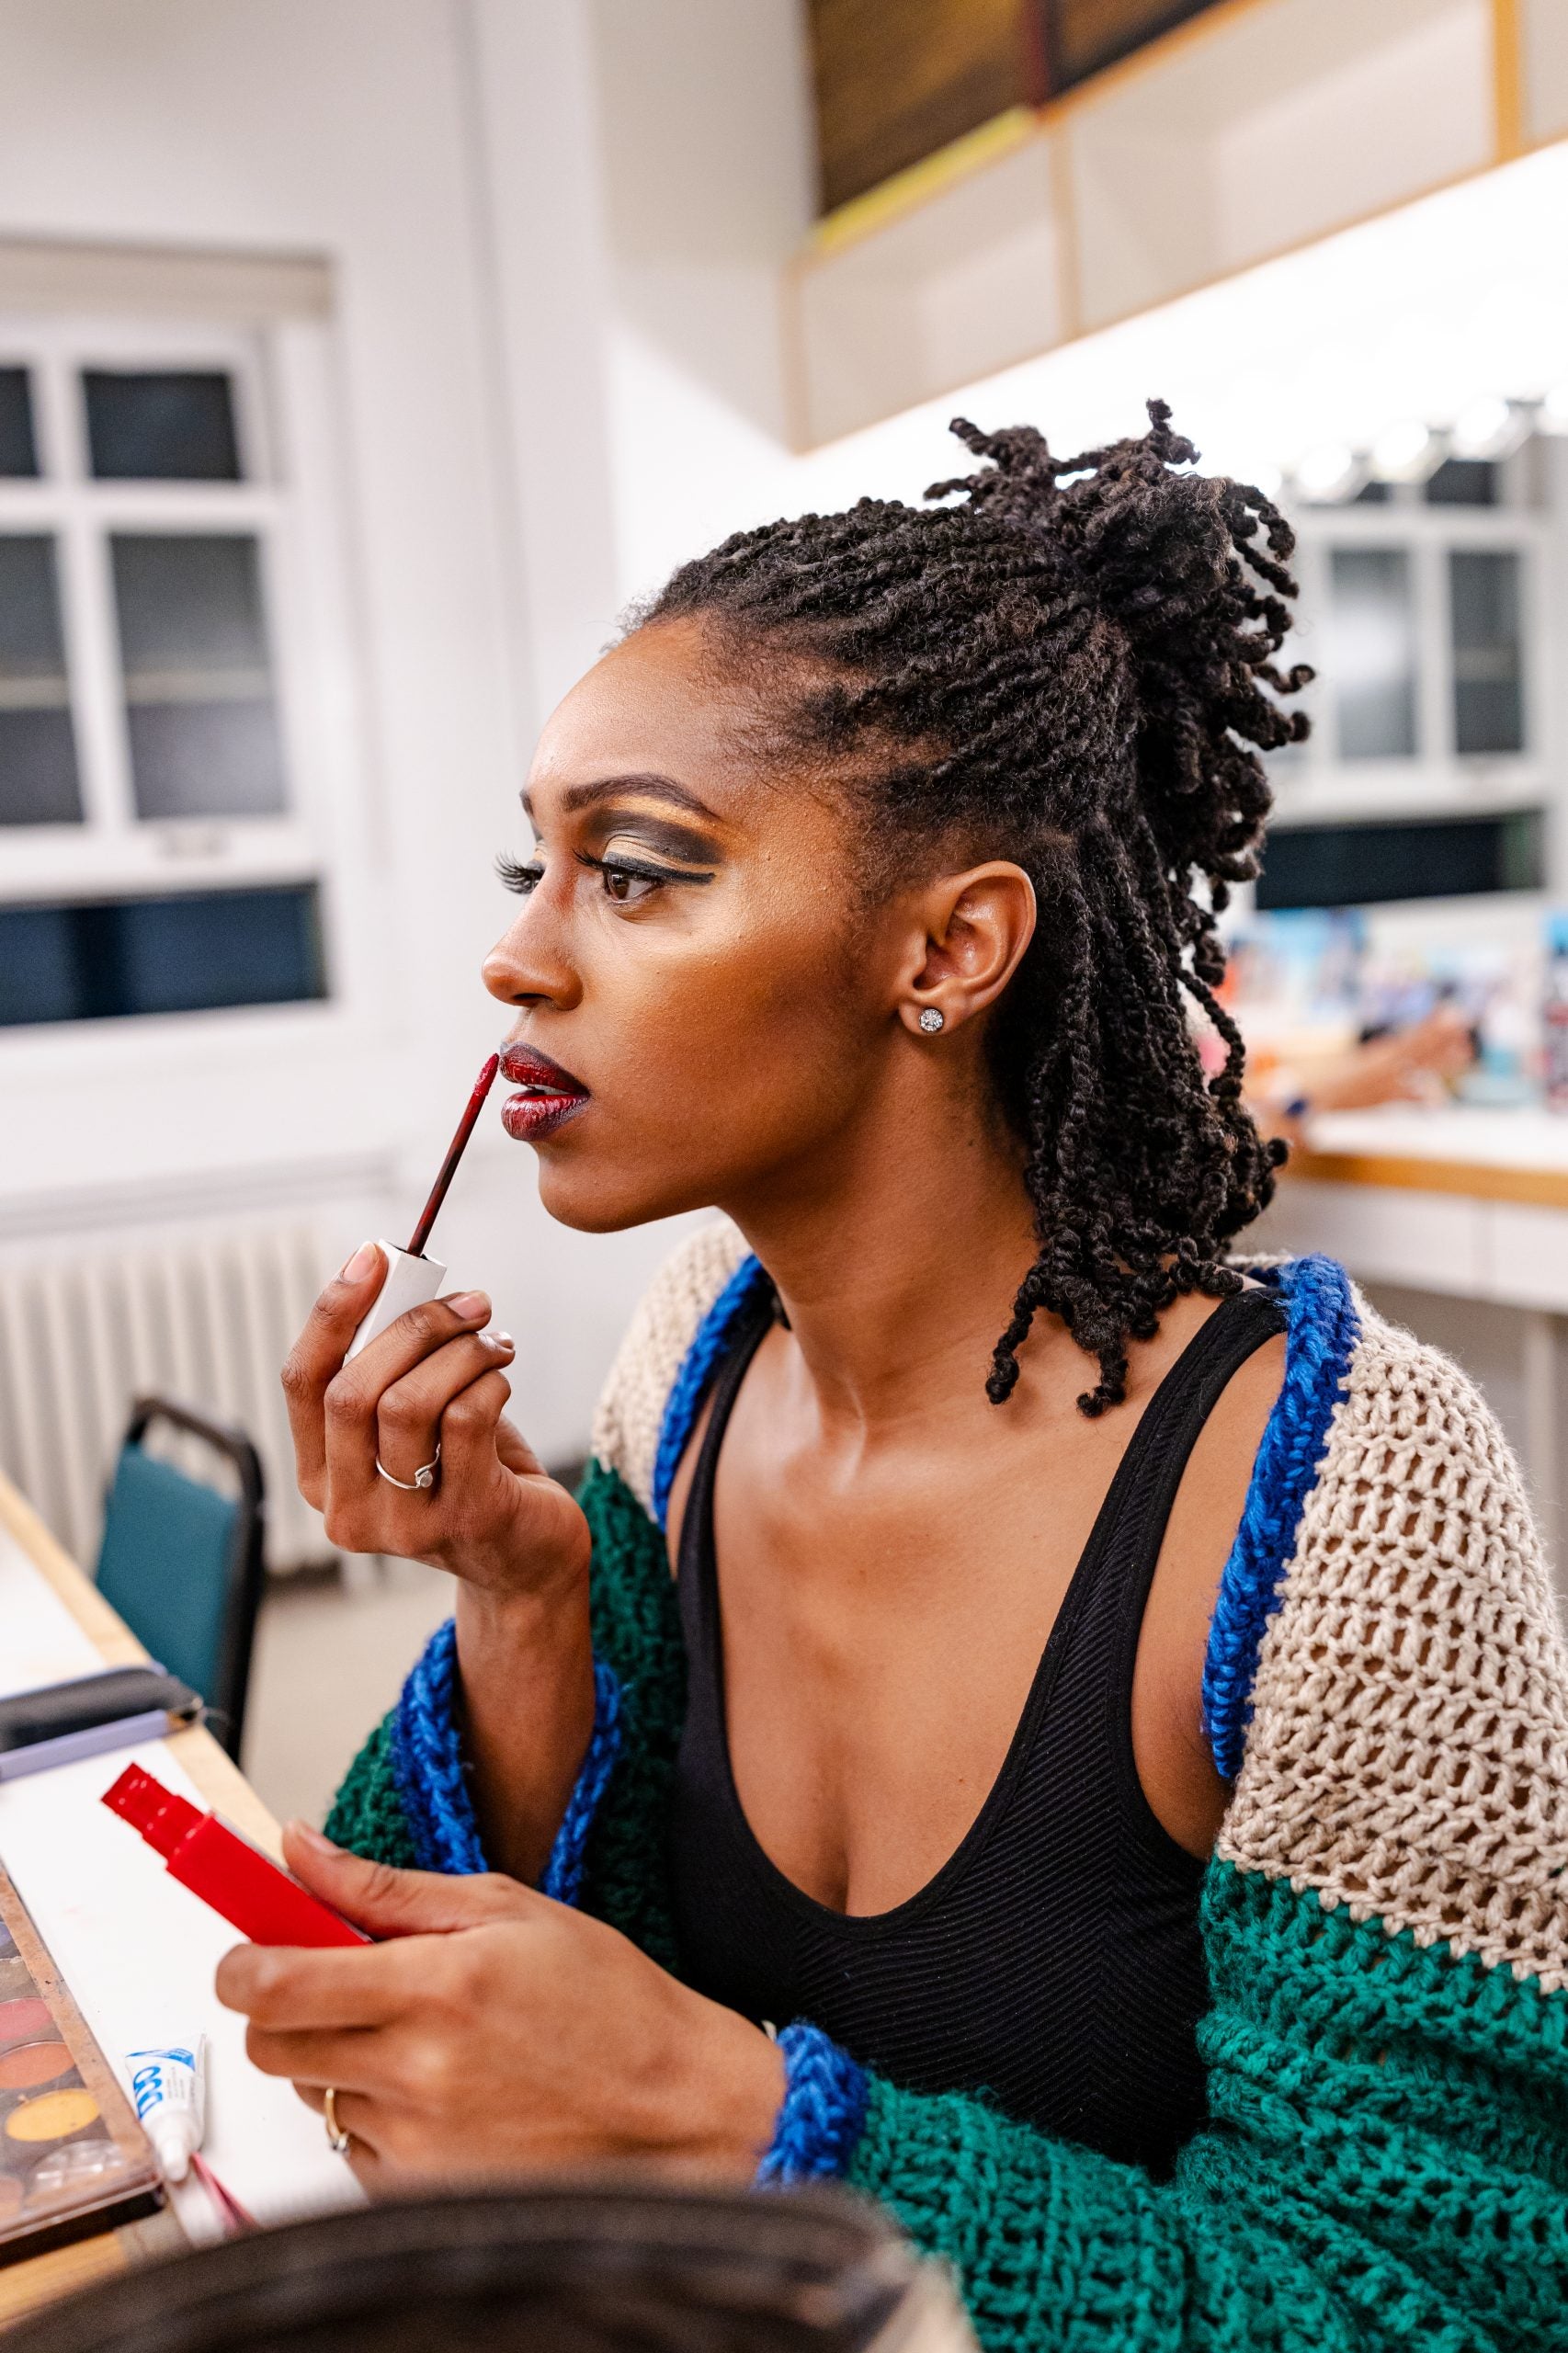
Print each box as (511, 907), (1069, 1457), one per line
(0, 314), (322, 901)
(0, 306), (389, 1087)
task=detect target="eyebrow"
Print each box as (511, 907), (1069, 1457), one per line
(521, 773), (722, 824)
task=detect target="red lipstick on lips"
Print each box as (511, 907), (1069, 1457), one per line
(499, 1041), (590, 1144)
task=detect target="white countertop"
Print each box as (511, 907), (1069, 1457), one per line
(1302, 1103), (1568, 1173)
(0, 1523), (359, 2243)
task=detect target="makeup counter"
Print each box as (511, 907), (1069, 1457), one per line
(0, 1475), (355, 2323)
(1255, 1102), (1568, 1572)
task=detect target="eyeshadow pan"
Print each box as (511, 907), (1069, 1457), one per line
(0, 1999), (51, 2048)
(4, 2086), (98, 2143)
(0, 2040), (71, 2090)
(28, 2137), (131, 2198)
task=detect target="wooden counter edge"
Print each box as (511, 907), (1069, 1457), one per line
(1284, 1148), (1568, 1211)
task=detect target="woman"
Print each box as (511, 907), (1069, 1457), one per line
(221, 409), (1568, 2351)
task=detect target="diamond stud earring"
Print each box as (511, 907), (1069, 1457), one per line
(918, 1006), (945, 1034)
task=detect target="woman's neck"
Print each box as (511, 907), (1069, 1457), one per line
(720, 1064), (1043, 1438)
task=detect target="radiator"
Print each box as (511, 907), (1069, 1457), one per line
(0, 1223), (332, 1575)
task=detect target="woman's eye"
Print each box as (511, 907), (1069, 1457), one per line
(600, 863), (659, 904)
(496, 856), (543, 896)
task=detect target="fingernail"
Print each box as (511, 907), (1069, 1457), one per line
(447, 1290), (490, 1320)
(340, 1241), (380, 1282)
(489, 1330), (515, 1349)
(290, 1821), (341, 1853)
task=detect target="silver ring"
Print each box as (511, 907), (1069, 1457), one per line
(324, 2086), (351, 2156)
(376, 1444), (440, 1493)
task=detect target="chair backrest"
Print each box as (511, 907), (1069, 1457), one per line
(95, 1397), (266, 1762)
(0, 2178), (973, 2353)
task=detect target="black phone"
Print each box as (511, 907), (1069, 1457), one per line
(0, 1665), (203, 1780)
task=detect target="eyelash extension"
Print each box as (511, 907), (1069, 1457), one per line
(494, 849), (715, 898)
(574, 851), (714, 890)
(496, 853), (542, 894)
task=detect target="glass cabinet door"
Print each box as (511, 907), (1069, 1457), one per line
(1449, 550), (1523, 756)
(1328, 546), (1417, 758)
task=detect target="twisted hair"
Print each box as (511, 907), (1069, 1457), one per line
(642, 401), (1310, 1414)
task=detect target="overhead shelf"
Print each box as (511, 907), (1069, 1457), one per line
(787, 0), (1551, 447)
(1525, 0), (1568, 144)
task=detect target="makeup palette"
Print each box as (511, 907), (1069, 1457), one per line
(0, 1866), (162, 2264)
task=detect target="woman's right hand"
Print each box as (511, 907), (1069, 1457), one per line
(281, 1242), (590, 1601)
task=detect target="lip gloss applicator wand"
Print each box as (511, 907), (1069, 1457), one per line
(345, 1051), (500, 1360)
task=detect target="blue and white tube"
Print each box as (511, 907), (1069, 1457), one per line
(127, 2036), (207, 2182)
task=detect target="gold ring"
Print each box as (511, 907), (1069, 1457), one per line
(324, 2086), (351, 2156)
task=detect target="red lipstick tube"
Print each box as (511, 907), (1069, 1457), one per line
(103, 1764), (369, 1949)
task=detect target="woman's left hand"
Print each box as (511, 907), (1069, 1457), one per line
(214, 1824), (786, 2191)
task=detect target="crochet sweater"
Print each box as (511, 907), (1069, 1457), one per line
(327, 1224), (1568, 2351)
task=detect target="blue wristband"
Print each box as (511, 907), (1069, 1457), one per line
(756, 2022), (870, 2185)
(391, 1619), (621, 1898)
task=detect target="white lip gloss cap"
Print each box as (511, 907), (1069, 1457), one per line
(345, 1242), (449, 1361)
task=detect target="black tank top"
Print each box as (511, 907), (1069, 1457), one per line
(668, 1283), (1286, 2177)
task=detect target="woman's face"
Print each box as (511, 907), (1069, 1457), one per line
(483, 617), (920, 1232)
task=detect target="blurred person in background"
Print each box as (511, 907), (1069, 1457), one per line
(219, 409), (1567, 2353)
(1249, 998), (1477, 1143)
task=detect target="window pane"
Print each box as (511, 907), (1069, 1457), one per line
(0, 369), (39, 476)
(110, 534), (287, 820)
(1328, 547), (1417, 758)
(1425, 458), (1497, 506)
(84, 369), (241, 481)
(1257, 812), (1542, 910)
(0, 536), (83, 825)
(1450, 550), (1524, 756)
(0, 883), (325, 1025)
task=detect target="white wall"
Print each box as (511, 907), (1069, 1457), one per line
(5, 0), (1568, 1533)
(0, 0), (815, 1489)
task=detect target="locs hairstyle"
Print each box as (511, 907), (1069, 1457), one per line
(641, 402), (1311, 1415)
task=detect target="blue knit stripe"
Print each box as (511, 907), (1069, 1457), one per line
(390, 1618), (483, 1875)
(756, 2023), (871, 2185)
(540, 1661), (621, 1906)
(390, 1620), (623, 1898)
(651, 1253), (771, 1531)
(1201, 1254), (1360, 1780)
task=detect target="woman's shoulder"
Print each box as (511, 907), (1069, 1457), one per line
(589, 1216), (756, 1526)
(1290, 1255), (1548, 1586)
(1223, 1255), (1568, 1994)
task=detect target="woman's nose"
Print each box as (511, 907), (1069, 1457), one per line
(483, 910), (581, 1011)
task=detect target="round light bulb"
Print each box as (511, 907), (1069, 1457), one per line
(1369, 418), (1438, 483)
(1449, 395), (1515, 459)
(1292, 443), (1359, 501)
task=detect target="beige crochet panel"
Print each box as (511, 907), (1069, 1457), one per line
(1219, 1292), (1568, 1993)
(590, 1216), (751, 1517)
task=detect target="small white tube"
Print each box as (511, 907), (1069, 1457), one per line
(127, 2036), (207, 2183)
(344, 1242), (449, 1361)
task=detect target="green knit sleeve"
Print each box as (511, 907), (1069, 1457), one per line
(315, 1457), (685, 1954)
(841, 1859), (1567, 2353)
(568, 1457), (687, 1972)
(323, 1714), (418, 1868)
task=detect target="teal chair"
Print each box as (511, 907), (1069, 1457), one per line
(95, 1397), (267, 1764)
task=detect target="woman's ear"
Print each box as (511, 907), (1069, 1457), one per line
(896, 862), (1037, 1038)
